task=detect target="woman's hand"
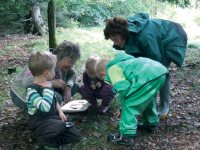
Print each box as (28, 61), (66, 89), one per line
(63, 85), (72, 103)
(51, 79), (65, 89)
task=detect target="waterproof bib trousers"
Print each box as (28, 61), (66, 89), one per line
(119, 75), (166, 135)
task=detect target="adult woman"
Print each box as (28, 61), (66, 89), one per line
(51, 41), (81, 104)
(104, 13), (187, 117)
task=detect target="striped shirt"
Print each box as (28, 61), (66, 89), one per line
(26, 87), (55, 115)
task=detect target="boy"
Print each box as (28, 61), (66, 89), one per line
(80, 56), (114, 114)
(26, 51), (80, 149)
(94, 52), (168, 146)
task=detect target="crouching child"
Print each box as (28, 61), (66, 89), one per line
(26, 51), (80, 149)
(94, 52), (168, 146)
(80, 56), (115, 114)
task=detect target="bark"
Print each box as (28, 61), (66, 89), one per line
(24, 9), (33, 34)
(32, 2), (45, 36)
(48, 0), (57, 51)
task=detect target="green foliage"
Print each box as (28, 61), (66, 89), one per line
(0, 0), (148, 30)
(1, 0), (200, 32)
(0, 0), (31, 28)
(55, 0), (147, 27)
(160, 0), (200, 7)
(166, 0), (190, 7)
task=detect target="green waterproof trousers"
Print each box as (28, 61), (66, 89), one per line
(119, 75), (166, 135)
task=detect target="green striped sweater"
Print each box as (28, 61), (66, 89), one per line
(26, 87), (55, 115)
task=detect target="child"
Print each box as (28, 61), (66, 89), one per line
(80, 56), (115, 114)
(104, 13), (187, 117)
(94, 52), (168, 146)
(52, 41), (81, 104)
(26, 51), (80, 149)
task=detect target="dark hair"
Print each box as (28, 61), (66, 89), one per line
(53, 41), (81, 61)
(104, 16), (129, 40)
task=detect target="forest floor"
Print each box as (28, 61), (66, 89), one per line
(0, 34), (200, 150)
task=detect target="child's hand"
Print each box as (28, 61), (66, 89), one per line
(56, 102), (67, 122)
(96, 82), (101, 88)
(59, 110), (67, 122)
(90, 84), (96, 90)
(40, 81), (52, 88)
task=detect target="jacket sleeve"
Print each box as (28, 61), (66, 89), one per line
(65, 68), (76, 88)
(82, 72), (91, 87)
(107, 65), (130, 98)
(26, 87), (54, 115)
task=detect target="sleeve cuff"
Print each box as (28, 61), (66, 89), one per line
(66, 81), (74, 88)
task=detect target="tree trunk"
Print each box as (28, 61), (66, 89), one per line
(32, 2), (45, 36)
(48, 0), (57, 51)
(24, 9), (33, 34)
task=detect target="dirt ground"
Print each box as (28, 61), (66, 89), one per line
(0, 35), (199, 150)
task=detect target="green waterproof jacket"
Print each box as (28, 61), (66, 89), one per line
(105, 52), (168, 99)
(114, 13), (187, 67)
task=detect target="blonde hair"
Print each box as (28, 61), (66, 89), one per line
(94, 59), (108, 74)
(85, 56), (100, 74)
(28, 51), (57, 76)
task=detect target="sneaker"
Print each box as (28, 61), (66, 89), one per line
(107, 133), (135, 146)
(137, 123), (157, 133)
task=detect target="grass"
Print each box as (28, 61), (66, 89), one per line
(184, 47), (200, 64)
(0, 27), (119, 149)
(0, 26), (200, 149)
(56, 27), (115, 75)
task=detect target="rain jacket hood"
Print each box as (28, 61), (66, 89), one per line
(113, 13), (187, 67)
(127, 13), (149, 33)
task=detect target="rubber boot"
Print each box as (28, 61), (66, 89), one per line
(159, 75), (170, 118)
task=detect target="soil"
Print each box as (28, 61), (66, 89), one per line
(0, 35), (199, 150)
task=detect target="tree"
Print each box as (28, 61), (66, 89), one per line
(23, 0), (46, 35)
(48, 0), (57, 51)
(31, 1), (46, 35)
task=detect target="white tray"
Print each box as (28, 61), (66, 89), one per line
(61, 100), (91, 112)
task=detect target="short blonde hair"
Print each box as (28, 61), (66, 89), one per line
(85, 56), (100, 73)
(94, 59), (108, 73)
(28, 51), (57, 76)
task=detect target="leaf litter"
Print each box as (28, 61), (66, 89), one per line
(0, 35), (199, 150)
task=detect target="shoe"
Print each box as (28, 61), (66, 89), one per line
(158, 112), (169, 120)
(107, 133), (135, 146)
(98, 106), (109, 114)
(137, 123), (157, 133)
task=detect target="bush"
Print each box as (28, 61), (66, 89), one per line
(56, 0), (148, 27)
(0, 1), (32, 29)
